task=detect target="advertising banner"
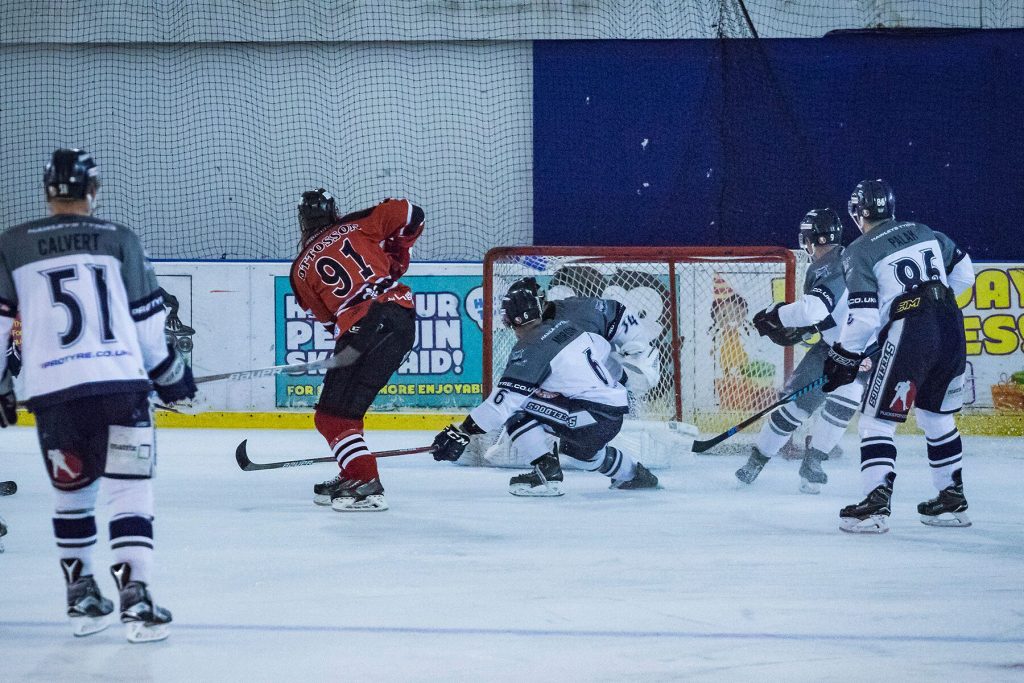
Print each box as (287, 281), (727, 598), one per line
(957, 263), (1024, 413)
(275, 273), (484, 409)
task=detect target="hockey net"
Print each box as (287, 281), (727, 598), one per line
(467, 246), (799, 467)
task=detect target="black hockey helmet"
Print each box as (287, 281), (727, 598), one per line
(298, 188), (337, 244)
(848, 179), (895, 230)
(44, 148), (99, 200)
(501, 277), (544, 328)
(799, 208), (843, 256)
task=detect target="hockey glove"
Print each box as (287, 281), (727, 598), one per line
(617, 340), (661, 394)
(822, 344), (861, 393)
(149, 343), (197, 404)
(0, 372), (16, 428)
(432, 425), (471, 462)
(753, 303), (808, 346)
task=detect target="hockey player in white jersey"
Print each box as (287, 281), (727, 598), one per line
(508, 276), (661, 395)
(737, 208), (865, 493)
(822, 179), (976, 533)
(430, 279), (659, 495)
(0, 149), (195, 640)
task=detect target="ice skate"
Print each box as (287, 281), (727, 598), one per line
(839, 473), (894, 534)
(331, 477), (389, 512)
(313, 473), (345, 506)
(735, 447), (770, 485)
(111, 563), (172, 643)
(610, 462), (659, 490)
(798, 447), (828, 494)
(509, 452), (564, 497)
(918, 472), (971, 527)
(61, 558), (114, 637)
(0, 514), (6, 553)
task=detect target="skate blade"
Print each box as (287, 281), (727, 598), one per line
(839, 515), (889, 534)
(609, 481), (661, 490)
(71, 615), (112, 637)
(920, 512), (971, 527)
(125, 621), (170, 643)
(332, 495), (389, 512)
(799, 479), (821, 495)
(313, 494), (332, 506)
(509, 482), (564, 497)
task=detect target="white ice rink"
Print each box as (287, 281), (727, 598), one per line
(1, 426), (1022, 682)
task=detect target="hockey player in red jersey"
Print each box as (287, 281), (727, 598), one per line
(290, 189), (422, 512)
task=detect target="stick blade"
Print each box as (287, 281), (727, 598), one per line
(235, 440), (255, 471)
(0, 480), (16, 496)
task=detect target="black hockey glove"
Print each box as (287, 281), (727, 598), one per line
(0, 375), (16, 427)
(822, 344), (861, 393)
(432, 425), (471, 462)
(753, 303), (807, 347)
(149, 344), (197, 404)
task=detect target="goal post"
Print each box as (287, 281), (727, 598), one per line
(483, 246), (799, 438)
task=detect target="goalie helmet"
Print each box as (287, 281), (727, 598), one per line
(848, 179), (894, 231)
(298, 188), (337, 244)
(799, 208), (843, 257)
(501, 277), (544, 328)
(44, 148), (99, 200)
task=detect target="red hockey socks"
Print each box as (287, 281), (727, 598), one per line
(313, 411), (379, 481)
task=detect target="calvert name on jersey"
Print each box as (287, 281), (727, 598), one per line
(0, 214), (169, 408)
(469, 319), (629, 433)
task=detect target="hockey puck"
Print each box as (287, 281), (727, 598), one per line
(0, 481), (16, 496)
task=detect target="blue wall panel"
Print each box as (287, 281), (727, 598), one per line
(533, 31), (1024, 259)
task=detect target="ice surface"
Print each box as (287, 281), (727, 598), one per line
(1, 426), (1022, 681)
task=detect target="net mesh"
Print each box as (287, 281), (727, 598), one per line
(484, 247), (800, 435)
(2, 2), (1020, 260)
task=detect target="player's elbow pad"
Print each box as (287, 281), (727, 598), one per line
(947, 256), (976, 298)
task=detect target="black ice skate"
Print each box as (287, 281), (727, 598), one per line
(610, 462), (660, 490)
(798, 447), (829, 495)
(918, 471), (971, 527)
(331, 477), (388, 512)
(839, 472), (895, 534)
(313, 473), (345, 506)
(110, 563), (172, 643)
(735, 447), (770, 485)
(509, 452), (564, 497)
(61, 558), (114, 637)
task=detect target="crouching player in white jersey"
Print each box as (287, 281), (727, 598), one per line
(737, 208), (865, 493)
(538, 279), (662, 395)
(0, 149), (196, 640)
(430, 279), (659, 495)
(823, 179), (975, 533)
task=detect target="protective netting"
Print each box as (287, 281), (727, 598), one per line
(3, 2), (1020, 260)
(484, 247), (800, 435)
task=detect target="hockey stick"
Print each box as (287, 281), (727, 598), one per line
(0, 480), (16, 496)
(196, 327), (397, 386)
(195, 354), (345, 385)
(691, 343), (881, 454)
(691, 377), (827, 453)
(234, 439), (435, 471)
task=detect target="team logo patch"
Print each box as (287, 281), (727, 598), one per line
(888, 380), (916, 413)
(894, 297), (921, 315)
(47, 449), (84, 484)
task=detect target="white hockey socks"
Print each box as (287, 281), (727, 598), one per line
(917, 409), (964, 491)
(105, 478), (155, 585)
(858, 415), (898, 495)
(756, 403), (809, 457)
(53, 481), (100, 576)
